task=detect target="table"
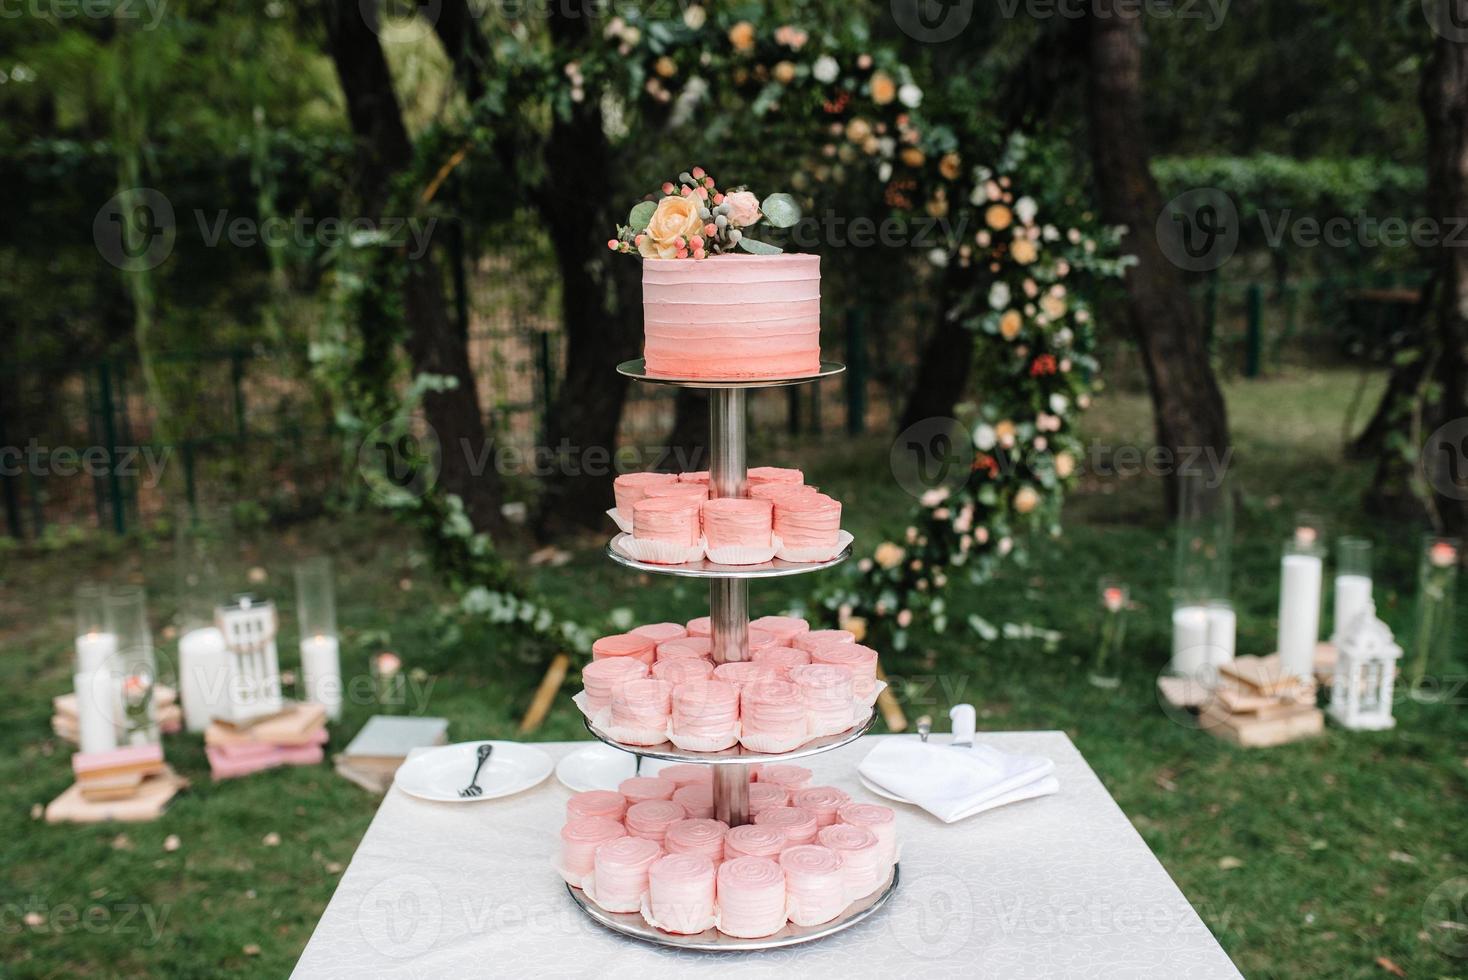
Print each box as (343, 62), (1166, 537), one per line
(293, 733), (1240, 978)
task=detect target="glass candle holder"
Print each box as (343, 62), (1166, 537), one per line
(1172, 471), (1234, 609)
(1278, 531), (1326, 679)
(1332, 537), (1373, 644)
(106, 585), (160, 747)
(74, 582), (119, 674)
(1090, 579), (1128, 689)
(372, 651), (405, 712)
(295, 557), (342, 721)
(1408, 536), (1460, 703)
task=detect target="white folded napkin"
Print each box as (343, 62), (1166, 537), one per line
(858, 738), (1057, 823)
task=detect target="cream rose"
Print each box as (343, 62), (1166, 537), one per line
(724, 190), (761, 228)
(639, 195), (704, 259)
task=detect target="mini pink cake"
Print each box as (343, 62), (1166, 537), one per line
(751, 646), (811, 679)
(747, 783), (789, 815)
(591, 835), (661, 913)
(671, 783), (714, 820)
(724, 824), (787, 860)
(614, 472), (677, 516)
(753, 805), (819, 847)
(746, 627), (779, 654)
(581, 656), (648, 711)
(739, 678), (807, 752)
(818, 824), (886, 899)
(773, 492), (842, 554)
(780, 845), (848, 927)
(791, 786), (851, 827)
(685, 616), (713, 638)
(643, 482), (710, 502)
(749, 615), (811, 644)
(657, 764), (713, 787)
(592, 632), (657, 667)
(632, 496), (702, 549)
(647, 853), (717, 934)
(566, 789), (628, 822)
(811, 643), (879, 698)
(788, 664), (856, 736)
(670, 679), (741, 751)
(678, 471), (710, 484)
(713, 661), (780, 692)
(715, 857), (789, 938)
(656, 636), (713, 661)
(664, 817), (728, 861)
(560, 816), (626, 883)
(837, 802), (898, 868)
(618, 775), (677, 804)
(793, 629), (856, 654)
(641, 254), (821, 380)
(746, 466), (805, 485)
(702, 498), (774, 558)
(631, 622), (688, 644)
(749, 483), (818, 504)
(609, 678), (674, 745)
(653, 658), (714, 685)
(625, 799), (687, 846)
(757, 764), (813, 791)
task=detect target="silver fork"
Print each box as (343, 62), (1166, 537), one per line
(459, 743), (493, 798)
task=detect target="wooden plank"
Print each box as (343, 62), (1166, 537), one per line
(519, 653), (570, 734)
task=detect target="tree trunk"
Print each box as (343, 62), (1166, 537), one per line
(665, 389), (710, 473)
(899, 291), (973, 431)
(1419, 32), (1468, 537)
(1085, 3), (1230, 515)
(323, 0), (508, 539)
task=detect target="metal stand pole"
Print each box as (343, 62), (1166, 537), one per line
(708, 387), (751, 825)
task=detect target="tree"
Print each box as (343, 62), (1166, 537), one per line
(1084, 3), (1230, 514)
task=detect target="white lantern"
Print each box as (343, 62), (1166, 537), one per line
(216, 596), (284, 724)
(1327, 601), (1401, 731)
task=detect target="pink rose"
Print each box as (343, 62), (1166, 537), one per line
(724, 191), (761, 228)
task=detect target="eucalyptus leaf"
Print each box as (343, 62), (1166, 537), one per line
(628, 200), (657, 233)
(737, 237), (784, 255)
(760, 192), (802, 229)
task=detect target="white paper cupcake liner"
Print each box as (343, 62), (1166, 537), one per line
(607, 508), (633, 534)
(612, 533), (706, 566)
(807, 707), (857, 738)
(738, 729), (810, 754)
(775, 529), (854, 564)
(599, 719), (671, 746)
(667, 726), (741, 752)
(785, 894), (846, 928)
(639, 895), (718, 936)
(705, 534), (783, 567)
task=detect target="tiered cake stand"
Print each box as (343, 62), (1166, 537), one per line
(564, 359), (899, 951)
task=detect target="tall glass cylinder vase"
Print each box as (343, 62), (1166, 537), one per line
(73, 583), (121, 754)
(1278, 528), (1326, 680)
(175, 512), (229, 732)
(1408, 536), (1459, 703)
(1170, 472), (1235, 680)
(1090, 579), (1128, 689)
(295, 557), (342, 721)
(1331, 537), (1373, 644)
(106, 586), (159, 747)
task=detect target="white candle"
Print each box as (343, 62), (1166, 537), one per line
(301, 634), (342, 721)
(1332, 574), (1372, 642)
(1171, 605), (1209, 677)
(75, 631), (118, 674)
(74, 668), (121, 754)
(1278, 552), (1323, 678)
(178, 626), (228, 733)
(1206, 605), (1237, 665)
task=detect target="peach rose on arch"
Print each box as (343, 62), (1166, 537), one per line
(639, 196), (704, 259)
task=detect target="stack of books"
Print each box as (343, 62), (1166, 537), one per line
(1201, 655), (1324, 748)
(335, 716), (449, 794)
(204, 702), (329, 780)
(46, 744), (188, 824)
(51, 686), (182, 745)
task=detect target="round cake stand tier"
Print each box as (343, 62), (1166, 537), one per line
(617, 359), (845, 390)
(605, 538), (852, 579)
(582, 707), (876, 765)
(566, 865), (899, 951)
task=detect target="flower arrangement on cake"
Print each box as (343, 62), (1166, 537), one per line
(608, 167), (802, 259)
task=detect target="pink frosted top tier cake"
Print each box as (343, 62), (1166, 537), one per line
(641, 255), (821, 380)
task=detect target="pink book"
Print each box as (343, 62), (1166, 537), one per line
(72, 744), (165, 776)
(207, 743), (324, 780)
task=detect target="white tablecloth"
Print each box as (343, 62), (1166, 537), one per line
(293, 732), (1239, 978)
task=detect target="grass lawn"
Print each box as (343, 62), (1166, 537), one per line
(2, 367), (1465, 978)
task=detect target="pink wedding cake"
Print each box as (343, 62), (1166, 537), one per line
(641, 255), (821, 380)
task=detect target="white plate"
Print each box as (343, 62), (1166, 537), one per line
(555, 743), (668, 792)
(393, 741), (554, 803)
